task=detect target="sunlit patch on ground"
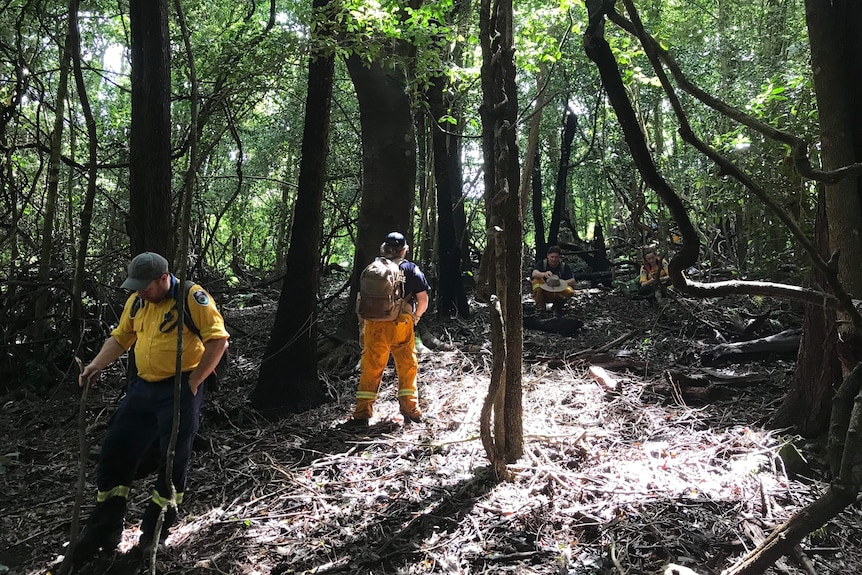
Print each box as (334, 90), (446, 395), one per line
(4, 291), (860, 574)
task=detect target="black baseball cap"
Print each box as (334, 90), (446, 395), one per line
(384, 232), (406, 248)
(121, 252), (169, 290)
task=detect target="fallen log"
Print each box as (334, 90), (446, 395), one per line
(654, 368), (771, 404)
(523, 352), (642, 372)
(523, 314), (584, 337)
(572, 329), (638, 357)
(666, 368), (769, 388)
(700, 329), (801, 366)
(661, 379), (734, 404)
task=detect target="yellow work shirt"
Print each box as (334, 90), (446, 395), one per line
(111, 281), (229, 382)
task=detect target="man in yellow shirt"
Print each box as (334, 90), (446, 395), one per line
(73, 252), (229, 566)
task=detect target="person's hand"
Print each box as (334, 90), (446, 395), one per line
(544, 271), (553, 279)
(79, 364), (101, 388)
(188, 374), (205, 396)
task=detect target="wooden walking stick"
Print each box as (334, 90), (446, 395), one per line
(55, 358), (92, 575)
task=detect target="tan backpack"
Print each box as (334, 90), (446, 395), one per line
(356, 257), (405, 321)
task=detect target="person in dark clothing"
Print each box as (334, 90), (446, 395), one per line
(72, 252), (229, 566)
(531, 245), (575, 316)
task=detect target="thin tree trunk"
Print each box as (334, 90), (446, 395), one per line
(69, 0), (100, 346)
(531, 158), (545, 261)
(547, 110), (577, 246)
(251, 0), (334, 414)
(520, 65), (549, 221)
(478, 0), (523, 477)
(428, 74), (469, 318)
(35, 14), (73, 348)
(771, 187), (839, 436)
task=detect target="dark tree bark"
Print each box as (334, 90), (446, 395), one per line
(128, 0), (173, 258)
(771, 188), (840, 436)
(250, 0), (334, 414)
(70, 0), (99, 351)
(804, 0), (862, 476)
(342, 54), (416, 334)
(547, 110), (577, 247)
(587, 223), (612, 284)
(700, 329), (801, 366)
(531, 158), (545, 262)
(428, 75), (470, 319)
(478, 0), (523, 476)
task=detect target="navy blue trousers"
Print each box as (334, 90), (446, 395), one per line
(96, 375), (205, 502)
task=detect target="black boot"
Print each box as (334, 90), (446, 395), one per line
(552, 302), (565, 317)
(72, 497), (127, 566)
(138, 501), (177, 552)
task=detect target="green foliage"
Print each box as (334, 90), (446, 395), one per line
(0, 0), (825, 317)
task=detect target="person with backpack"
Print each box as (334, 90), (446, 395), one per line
(350, 232), (430, 427)
(531, 245), (576, 316)
(72, 252), (229, 566)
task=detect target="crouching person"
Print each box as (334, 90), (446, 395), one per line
(72, 252), (229, 566)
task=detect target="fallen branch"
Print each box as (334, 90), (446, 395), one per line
(700, 329), (801, 366)
(573, 329), (639, 357)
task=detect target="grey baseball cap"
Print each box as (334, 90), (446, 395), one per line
(121, 252), (169, 290)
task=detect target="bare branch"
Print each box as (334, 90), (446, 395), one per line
(607, 9), (862, 184)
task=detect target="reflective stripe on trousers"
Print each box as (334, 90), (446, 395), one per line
(96, 375), (203, 506)
(354, 314), (418, 418)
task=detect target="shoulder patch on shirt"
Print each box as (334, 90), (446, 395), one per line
(192, 289), (210, 306)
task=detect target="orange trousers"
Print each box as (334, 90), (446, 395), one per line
(354, 313), (420, 419)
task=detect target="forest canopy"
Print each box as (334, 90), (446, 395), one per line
(4, 0), (862, 572)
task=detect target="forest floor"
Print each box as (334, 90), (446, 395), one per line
(3, 280), (862, 575)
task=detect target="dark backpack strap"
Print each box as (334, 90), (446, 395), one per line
(180, 280), (202, 340)
(127, 281), (207, 383)
(130, 295), (145, 318)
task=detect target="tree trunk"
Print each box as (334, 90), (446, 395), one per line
(520, 65), (548, 222)
(547, 110), (577, 246)
(531, 158), (546, 262)
(805, 0), (862, 475)
(428, 74), (469, 319)
(70, 0), (100, 351)
(478, 0), (523, 477)
(342, 54), (416, 335)
(128, 0), (173, 258)
(35, 16), (72, 348)
(251, 0), (334, 414)
(500, 61), (524, 466)
(771, 187), (840, 436)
